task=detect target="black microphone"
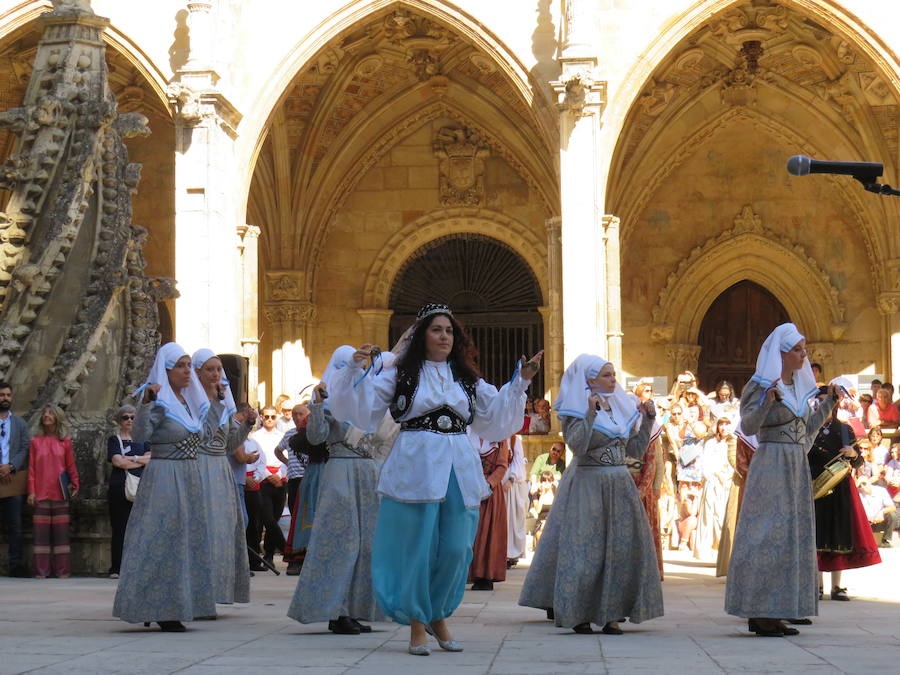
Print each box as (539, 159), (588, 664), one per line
(787, 155), (883, 183)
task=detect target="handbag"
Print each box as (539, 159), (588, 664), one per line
(117, 435), (141, 502)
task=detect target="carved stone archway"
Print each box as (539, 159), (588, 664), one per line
(651, 205), (846, 349)
(357, 207), (548, 355)
(362, 207), (548, 309)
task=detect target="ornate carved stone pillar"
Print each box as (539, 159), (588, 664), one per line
(665, 343), (701, 380)
(878, 292), (900, 385)
(237, 224), (260, 405)
(543, 217), (563, 400)
(169, 0), (242, 352)
(357, 309), (394, 349)
(602, 215), (623, 368)
(264, 270), (314, 405)
(551, 12), (607, 364)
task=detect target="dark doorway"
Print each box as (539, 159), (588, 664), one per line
(388, 233), (544, 394)
(697, 280), (790, 393)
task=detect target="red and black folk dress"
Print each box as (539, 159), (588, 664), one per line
(807, 419), (880, 572)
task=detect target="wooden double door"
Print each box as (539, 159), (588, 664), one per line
(697, 280), (789, 394)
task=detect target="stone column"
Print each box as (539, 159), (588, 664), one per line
(542, 216), (564, 400)
(264, 270), (315, 404)
(552, 6), (607, 364)
(603, 215), (623, 369)
(169, 0), (243, 353)
(237, 224), (260, 405)
(357, 309), (394, 349)
(878, 292), (900, 385)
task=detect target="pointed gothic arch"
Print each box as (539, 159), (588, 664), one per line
(238, 0), (555, 207)
(603, 0), (900, 155)
(650, 206), (845, 346)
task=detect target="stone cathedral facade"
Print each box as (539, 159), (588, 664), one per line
(1, 0), (899, 570)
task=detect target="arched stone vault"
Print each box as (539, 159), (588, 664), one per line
(607, 0), (900, 303)
(240, 0), (557, 214)
(361, 207), (548, 310)
(651, 205), (845, 346)
(604, 0), (900, 157)
(245, 2), (559, 297)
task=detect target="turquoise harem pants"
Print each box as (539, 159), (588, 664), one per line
(372, 469), (479, 625)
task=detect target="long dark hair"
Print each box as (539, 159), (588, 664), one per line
(396, 312), (481, 385)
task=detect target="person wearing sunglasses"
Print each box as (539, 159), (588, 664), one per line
(106, 404), (150, 579)
(249, 406), (286, 568)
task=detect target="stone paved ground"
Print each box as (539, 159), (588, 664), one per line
(1, 547), (898, 674)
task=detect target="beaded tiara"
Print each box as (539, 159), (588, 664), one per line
(416, 302), (452, 321)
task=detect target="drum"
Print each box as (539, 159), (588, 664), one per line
(812, 456), (850, 500)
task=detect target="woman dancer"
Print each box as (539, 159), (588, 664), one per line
(807, 379), (880, 604)
(519, 354), (663, 634)
(715, 430), (755, 577)
(468, 438), (509, 591)
(287, 347), (388, 634)
(327, 303), (541, 655)
(193, 349), (253, 606)
(113, 343), (214, 632)
(725, 323), (837, 636)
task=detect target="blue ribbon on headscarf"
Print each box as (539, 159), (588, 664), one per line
(353, 349), (384, 387)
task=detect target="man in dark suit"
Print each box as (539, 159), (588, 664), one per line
(0, 381), (31, 577)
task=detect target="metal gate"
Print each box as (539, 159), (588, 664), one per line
(387, 233), (544, 393)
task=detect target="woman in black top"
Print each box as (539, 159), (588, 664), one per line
(807, 397), (880, 602)
(106, 405), (150, 578)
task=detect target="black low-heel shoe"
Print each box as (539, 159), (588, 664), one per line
(775, 621), (799, 636)
(158, 621), (186, 632)
(831, 587), (850, 601)
(601, 622), (624, 635)
(572, 623), (594, 634)
(785, 618), (812, 625)
(471, 579), (494, 591)
(748, 618), (784, 637)
(351, 618), (372, 633)
(328, 616), (361, 635)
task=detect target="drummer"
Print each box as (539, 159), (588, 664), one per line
(804, 377), (881, 608)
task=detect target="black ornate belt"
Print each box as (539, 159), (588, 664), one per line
(400, 406), (466, 435)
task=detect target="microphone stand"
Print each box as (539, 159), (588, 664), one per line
(857, 179), (900, 197)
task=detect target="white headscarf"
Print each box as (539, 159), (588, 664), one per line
(750, 323), (818, 417)
(191, 348), (236, 425)
(554, 354), (640, 439)
(135, 342), (209, 433)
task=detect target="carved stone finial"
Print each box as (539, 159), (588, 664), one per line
(50, 0), (94, 13)
(383, 9), (453, 81)
(552, 68), (605, 116)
